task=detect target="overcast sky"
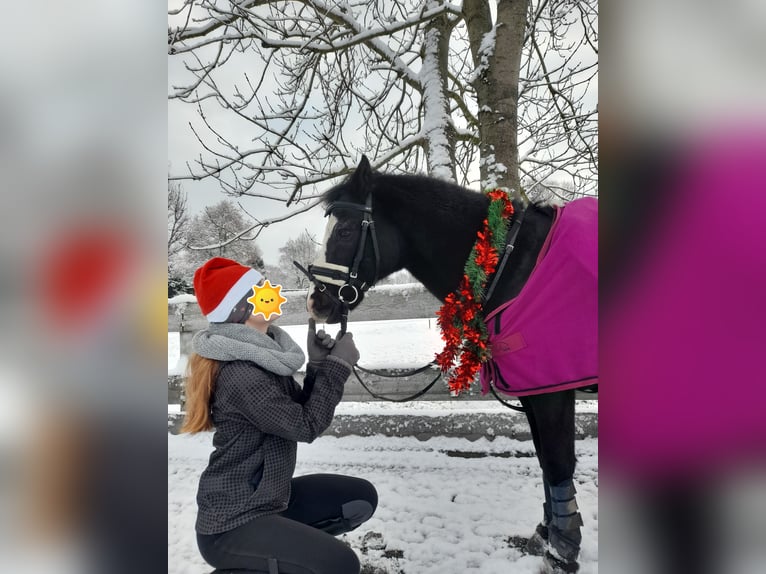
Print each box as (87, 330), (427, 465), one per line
(168, 91), (328, 267)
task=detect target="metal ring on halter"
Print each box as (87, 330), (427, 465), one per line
(338, 284), (360, 305)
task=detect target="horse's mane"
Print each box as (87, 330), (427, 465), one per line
(324, 170), (474, 202)
(323, 169), (555, 222)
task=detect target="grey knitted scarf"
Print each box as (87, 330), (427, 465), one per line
(192, 323), (305, 376)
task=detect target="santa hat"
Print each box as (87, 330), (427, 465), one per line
(193, 257), (263, 323)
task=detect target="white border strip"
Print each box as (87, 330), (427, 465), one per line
(311, 213), (351, 286)
(206, 268), (263, 322)
(310, 261), (350, 286)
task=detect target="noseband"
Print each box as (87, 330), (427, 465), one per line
(294, 194), (380, 333)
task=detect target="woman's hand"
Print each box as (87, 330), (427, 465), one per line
(329, 331), (360, 367)
(307, 318), (335, 367)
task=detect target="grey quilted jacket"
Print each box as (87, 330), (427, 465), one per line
(195, 356), (350, 534)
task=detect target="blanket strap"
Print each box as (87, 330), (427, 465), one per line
(484, 205), (527, 306)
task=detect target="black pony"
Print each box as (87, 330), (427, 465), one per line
(306, 156), (589, 574)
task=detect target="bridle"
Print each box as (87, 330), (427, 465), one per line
(294, 194), (380, 334)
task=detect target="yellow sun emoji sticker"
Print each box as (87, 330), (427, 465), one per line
(247, 280), (287, 320)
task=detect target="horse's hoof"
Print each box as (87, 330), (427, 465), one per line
(540, 551), (579, 574)
(525, 523), (549, 556)
(507, 534), (531, 552)
(507, 522), (549, 556)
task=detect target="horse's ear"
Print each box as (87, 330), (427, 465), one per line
(349, 155), (373, 201)
(357, 155), (371, 174)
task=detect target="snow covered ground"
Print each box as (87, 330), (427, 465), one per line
(169, 433), (598, 574)
(170, 400), (598, 417)
(169, 318), (445, 375)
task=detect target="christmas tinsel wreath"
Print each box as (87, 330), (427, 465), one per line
(435, 189), (514, 393)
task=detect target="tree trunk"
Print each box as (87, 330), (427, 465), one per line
(464, 0), (527, 196)
(421, 7), (457, 182)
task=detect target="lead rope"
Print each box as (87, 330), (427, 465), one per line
(488, 381), (526, 412)
(352, 365), (443, 402)
(484, 206), (526, 306)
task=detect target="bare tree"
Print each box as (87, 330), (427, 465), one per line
(179, 199), (265, 280)
(516, 1), (598, 195)
(168, 181), (194, 295)
(261, 264), (291, 291)
(277, 230), (319, 289)
(169, 0), (597, 234)
(168, 181), (189, 271)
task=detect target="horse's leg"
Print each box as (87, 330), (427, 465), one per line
(521, 389), (582, 573)
(519, 396), (553, 556)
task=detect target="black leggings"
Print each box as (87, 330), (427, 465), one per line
(197, 474), (378, 574)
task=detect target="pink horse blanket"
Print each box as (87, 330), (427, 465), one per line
(479, 197), (598, 396)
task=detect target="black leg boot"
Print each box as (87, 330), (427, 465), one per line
(526, 477), (552, 556)
(541, 479), (583, 574)
(311, 499), (376, 536)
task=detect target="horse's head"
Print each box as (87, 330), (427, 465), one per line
(306, 156), (386, 323)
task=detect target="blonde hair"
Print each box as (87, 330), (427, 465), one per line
(180, 353), (220, 433)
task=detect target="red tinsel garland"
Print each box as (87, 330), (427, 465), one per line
(435, 189), (514, 393)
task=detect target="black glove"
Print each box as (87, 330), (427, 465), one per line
(329, 331), (360, 367)
(307, 318), (335, 366)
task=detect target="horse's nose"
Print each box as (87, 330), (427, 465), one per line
(306, 289), (323, 320)
(306, 289), (334, 322)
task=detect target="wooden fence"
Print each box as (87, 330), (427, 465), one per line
(168, 284), (597, 405)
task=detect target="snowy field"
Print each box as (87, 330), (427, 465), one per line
(169, 433), (598, 574)
(169, 318), (444, 374)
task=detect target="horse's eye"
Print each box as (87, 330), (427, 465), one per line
(338, 228), (353, 240)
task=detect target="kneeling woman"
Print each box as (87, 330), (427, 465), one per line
(181, 257), (377, 574)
